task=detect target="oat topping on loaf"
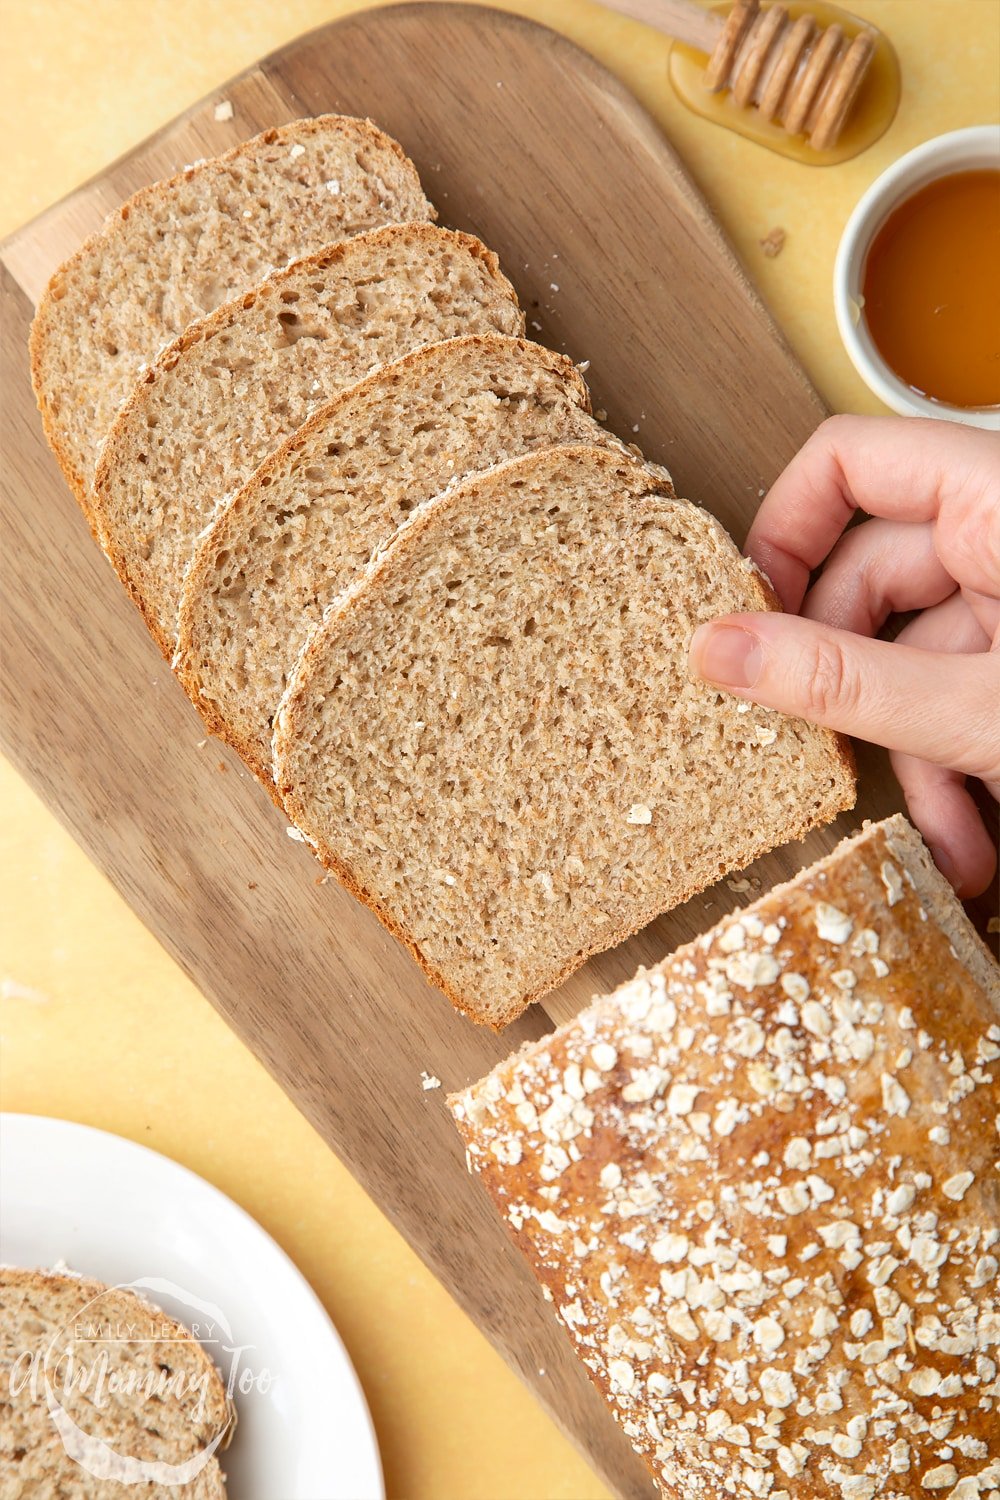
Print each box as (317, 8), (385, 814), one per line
(450, 817), (999, 1498)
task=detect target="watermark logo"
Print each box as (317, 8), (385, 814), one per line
(8, 1276), (272, 1485)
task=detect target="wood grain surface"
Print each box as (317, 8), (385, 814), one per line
(1, 5), (994, 1494)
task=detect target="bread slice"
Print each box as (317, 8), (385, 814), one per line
(175, 335), (655, 785)
(448, 815), (999, 1499)
(91, 224), (524, 655)
(273, 443), (855, 1028)
(1, 1265), (232, 1496)
(29, 114), (434, 522)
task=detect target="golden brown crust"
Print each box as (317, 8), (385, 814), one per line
(274, 444), (856, 1029)
(26, 323), (95, 524)
(449, 816), (1000, 1495)
(28, 113), (434, 527)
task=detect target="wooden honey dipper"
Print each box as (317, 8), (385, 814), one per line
(604, 0), (877, 151)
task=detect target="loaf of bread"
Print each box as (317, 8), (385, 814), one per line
(175, 334), (646, 785)
(273, 442), (855, 1028)
(0, 1266), (232, 1496)
(449, 815), (1000, 1499)
(29, 114), (434, 522)
(90, 224), (524, 655)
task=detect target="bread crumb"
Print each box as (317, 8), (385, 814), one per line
(289, 143), (306, 159)
(759, 227), (786, 258)
(216, 761), (228, 773)
(594, 408), (608, 422)
(626, 804), (653, 825)
(287, 825), (308, 843)
(213, 100), (234, 122)
(421, 1071), (441, 1091)
(988, 916), (1000, 934)
(325, 179), (341, 194)
(196, 739), (208, 749)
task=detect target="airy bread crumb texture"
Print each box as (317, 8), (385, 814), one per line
(91, 224), (524, 653)
(176, 334), (655, 784)
(28, 114), (434, 516)
(0, 1266), (231, 1497)
(449, 815), (1000, 1500)
(274, 443), (855, 1028)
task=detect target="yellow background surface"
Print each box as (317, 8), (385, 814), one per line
(1, 2), (997, 1496)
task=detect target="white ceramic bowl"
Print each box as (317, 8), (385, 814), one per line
(834, 125), (1000, 430)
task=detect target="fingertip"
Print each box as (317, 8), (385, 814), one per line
(922, 799), (997, 898)
(742, 536), (802, 612)
(688, 619), (764, 691)
(956, 840), (996, 901)
(891, 750), (997, 898)
(899, 782), (996, 900)
(928, 837), (996, 900)
(926, 843), (962, 893)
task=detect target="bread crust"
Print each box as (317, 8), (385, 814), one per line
(89, 223), (524, 659)
(273, 443), (856, 1029)
(28, 113), (434, 526)
(449, 816), (1000, 1496)
(174, 334), (593, 786)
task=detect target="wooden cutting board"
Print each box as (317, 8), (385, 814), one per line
(2, 5), (994, 1495)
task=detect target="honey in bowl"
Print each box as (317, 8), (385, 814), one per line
(860, 168), (1000, 410)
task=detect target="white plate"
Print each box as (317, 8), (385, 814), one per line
(0, 1113), (384, 1500)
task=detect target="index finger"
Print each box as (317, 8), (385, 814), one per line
(745, 414), (1000, 610)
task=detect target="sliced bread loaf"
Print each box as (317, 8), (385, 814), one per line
(29, 114), (434, 521)
(175, 334), (656, 785)
(91, 224), (524, 655)
(1, 1266), (231, 1496)
(448, 815), (999, 1498)
(273, 443), (856, 1028)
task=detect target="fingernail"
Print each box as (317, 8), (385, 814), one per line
(690, 624), (764, 690)
(929, 844), (961, 893)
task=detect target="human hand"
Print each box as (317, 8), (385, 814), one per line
(688, 415), (1000, 897)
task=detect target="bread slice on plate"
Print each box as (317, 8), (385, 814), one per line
(91, 224), (524, 655)
(448, 814), (999, 1499)
(175, 334), (655, 785)
(0, 1265), (232, 1496)
(273, 442), (855, 1029)
(29, 114), (434, 523)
